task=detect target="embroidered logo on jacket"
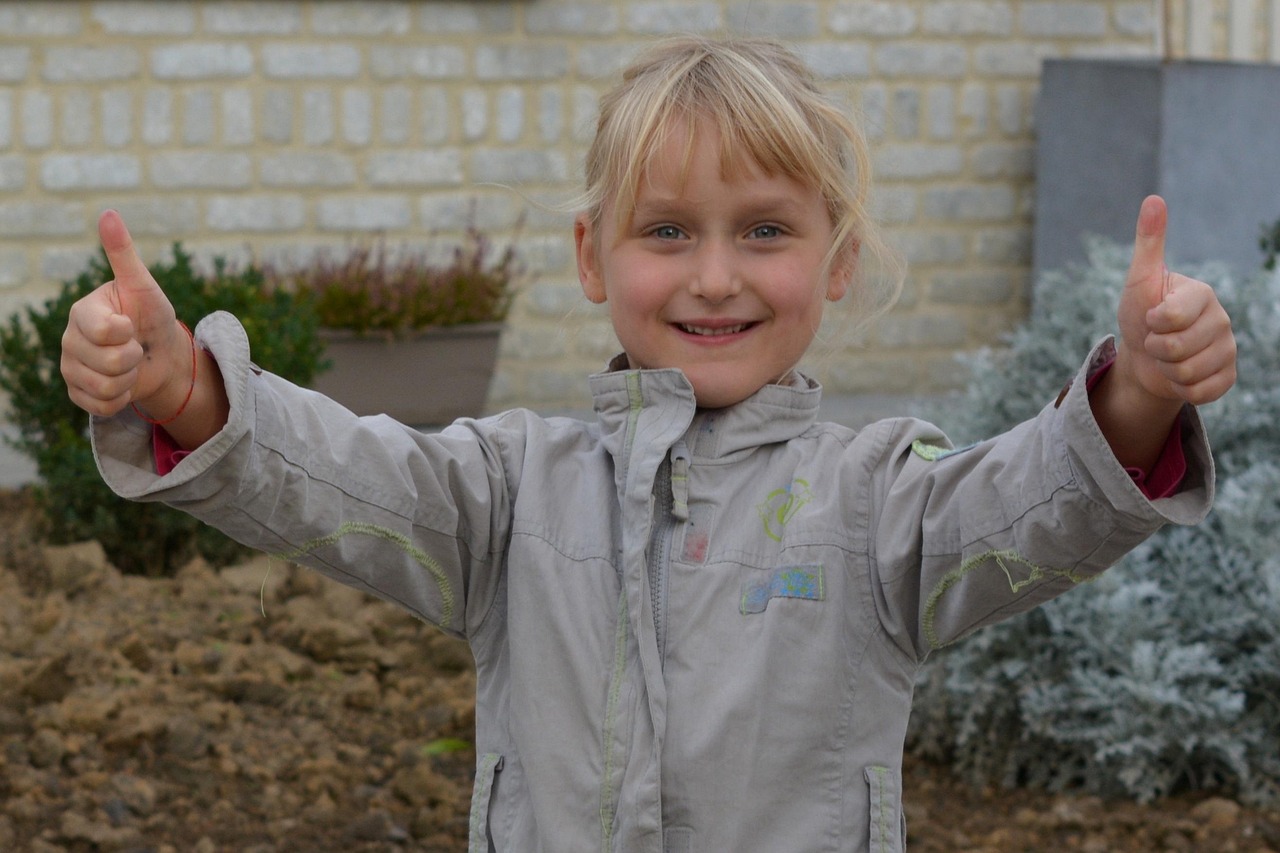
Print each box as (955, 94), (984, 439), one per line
(740, 565), (825, 614)
(757, 479), (813, 542)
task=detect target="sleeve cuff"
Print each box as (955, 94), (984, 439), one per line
(1083, 356), (1187, 501)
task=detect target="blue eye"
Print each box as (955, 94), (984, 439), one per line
(750, 224), (782, 239)
(653, 225), (685, 240)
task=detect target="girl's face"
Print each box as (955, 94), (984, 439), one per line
(575, 122), (849, 409)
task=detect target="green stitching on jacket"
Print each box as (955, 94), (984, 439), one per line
(868, 765), (890, 851)
(275, 521), (456, 629)
(923, 548), (1092, 650)
(599, 586), (630, 851)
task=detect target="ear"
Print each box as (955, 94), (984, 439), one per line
(825, 238), (858, 302)
(575, 214), (607, 304)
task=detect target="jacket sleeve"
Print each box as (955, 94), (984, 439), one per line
(867, 337), (1215, 660)
(90, 311), (513, 640)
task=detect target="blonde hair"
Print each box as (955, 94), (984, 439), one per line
(579, 35), (902, 319)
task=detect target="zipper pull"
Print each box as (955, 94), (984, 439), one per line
(670, 441), (691, 522)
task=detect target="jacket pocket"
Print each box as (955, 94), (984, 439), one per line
(468, 752), (504, 853)
(864, 765), (905, 853)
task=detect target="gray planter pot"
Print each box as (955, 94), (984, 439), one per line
(311, 323), (503, 426)
(1033, 59), (1280, 281)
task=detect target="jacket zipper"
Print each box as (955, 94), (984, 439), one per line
(647, 457), (675, 665)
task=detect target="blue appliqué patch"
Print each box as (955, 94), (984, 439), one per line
(740, 565), (825, 615)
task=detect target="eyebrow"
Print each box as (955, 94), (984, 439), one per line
(632, 194), (811, 220)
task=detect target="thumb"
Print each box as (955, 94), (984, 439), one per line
(1125, 194), (1170, 310)
(98, 209), (158, 302)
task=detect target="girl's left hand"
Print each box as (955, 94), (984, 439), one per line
(1116, 195), (1237, 407)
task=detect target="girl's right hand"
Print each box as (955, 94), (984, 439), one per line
(61, 209), (189, 420)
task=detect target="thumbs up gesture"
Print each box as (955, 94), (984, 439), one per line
(1092, 195), (1237, 472)
(1115, 195), (1236, 407)
(61, 210), (227, 447)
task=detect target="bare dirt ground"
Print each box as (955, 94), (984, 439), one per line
(2, 486), (1278, 852)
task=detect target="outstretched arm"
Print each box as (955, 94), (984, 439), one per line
(61, 209), (229, 450)
(1090, 195), (1236, 473)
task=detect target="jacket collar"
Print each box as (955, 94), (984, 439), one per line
(587, 354), (822, 461)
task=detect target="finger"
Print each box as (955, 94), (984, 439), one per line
(1143, 274), (1215, 334)
(70, 302), (137, 348)
(97, 209), (153, 294)
(1125, 194), (1170, 310)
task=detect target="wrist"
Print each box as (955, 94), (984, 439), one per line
(132, 320), (196, 426)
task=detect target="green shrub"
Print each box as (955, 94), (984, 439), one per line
(909, 238), (1280, 806)
(0, 244), (326, 576)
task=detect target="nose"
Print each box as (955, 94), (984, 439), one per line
(689, 238), (741, 303)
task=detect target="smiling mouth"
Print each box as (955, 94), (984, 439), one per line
(676, 322), (755, 337)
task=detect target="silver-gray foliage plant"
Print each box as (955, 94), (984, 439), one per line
(910, 237), (1280, 805)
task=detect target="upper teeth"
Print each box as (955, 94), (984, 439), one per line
(681, 323), (748, 336)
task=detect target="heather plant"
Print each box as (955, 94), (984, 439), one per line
(0, 245), (325, 576)
(909, 237), (1280, 805)
(265, 228), (521, 337)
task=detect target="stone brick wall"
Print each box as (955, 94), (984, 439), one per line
(1, 0), (1275, 414)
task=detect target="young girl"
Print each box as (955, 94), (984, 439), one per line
(62, 36), (1235, 853)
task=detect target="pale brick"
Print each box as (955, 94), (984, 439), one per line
(0, 4), (81, 36)
(926, 85), (955, 139)
(370, 46), (467, 80)
(875, 144), (964, 180)
(262, 45), (361, 79)
(380, 86), (413, 144)
(316, 195), (413, 230)
(828, 2), (917, 36)
(892, 87), (921, 137)
(21, 91), (53, 149)
(341, 88), (373, 146)
(207, 196), (306, 231)
(1019, 2), (1108, 37)
(974, 42), (1059, 76)
(496, 88), (524, 143)
(415, 2), (517, 34)
(974, 227), (1032, 263)
(1114, 2), (1157, 36)
(260, 152), (356, 187)
(0, 201), (84, 236)
(930, 271), (1016, 304)
(797, 43), (872, 78)
(875, 43), (968, 78)
(471, 149), (568, 184)
(420, 87), (450, 145)
(60, 91), (94, 147)
(626, 2), (721, 34)
(418, 193), (526, 231)
(923, 185), (1016, 221)
(959, 82), (988, 137)
(525, 280), (587, 318)
(923, 2), (1014, 36)
(302, 88), (334, 145)
(313, 3), (411, 35)
(149, 152), (252, 189)
(0, 247), (27, 288)
(526, 2), (620, 35)
(112, 198), (200, 235)
(182, 89), (216, 145)
(0, 47), (30, 83)
(202, 3), (303, 35)
(859, 83), (888, 140)
(571, 85), (599, 145)
(92, 2), (196, 35)
(262, 88), (293, 143)
(222, 89), (254, 146)
(0, 156), (25, 191)
(368, 150), (464, 186)
(576, 42), (647, 78)
(152, 44), (254, 79)
(539, 87), (564, 143)
(970, 142), (1034, 179)
(142, 88), (172, 145)
(462, 88), (488, 141)
(875, 312), (970, 348)
(42, 248), (98, 286)
(0, 92), (10, 148)
(43, 46), (141, 83)
(101, 89), (132, 147)
(476, 45), (570, 80)
(892, 230), (968, 265)
(995, 84), (1026, 134)
(868, 186), (917, 224)
(727, 2), (821, 38)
